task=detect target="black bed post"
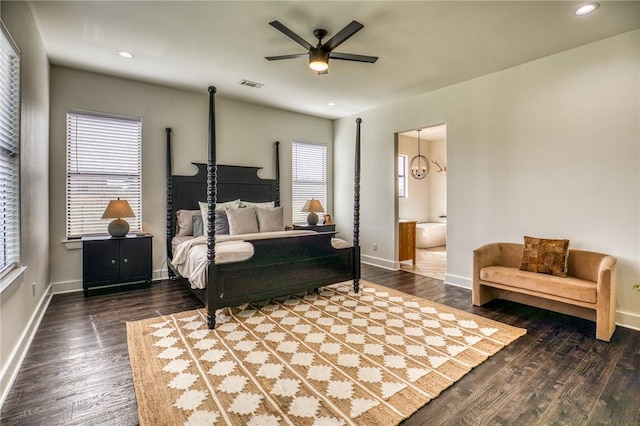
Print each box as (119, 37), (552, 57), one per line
(353, 118), (362, 293)
(207, 86), (218, 329)
(165, 127), (176, 280)
(275, 141), (280, 207)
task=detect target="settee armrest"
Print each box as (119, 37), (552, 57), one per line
(473, 243), (523, 272)
(473, 242), (523, 306)
(596, 255), (617, 304)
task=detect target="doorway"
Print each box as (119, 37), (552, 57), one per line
(396, 124), (447, 280)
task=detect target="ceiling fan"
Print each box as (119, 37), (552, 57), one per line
(265, 20), (378, 75)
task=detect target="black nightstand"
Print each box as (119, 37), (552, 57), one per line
(292, 223), (336, 233)
(82, 234), (152, 295)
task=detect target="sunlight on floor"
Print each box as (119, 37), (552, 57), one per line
(400, 246), (447, 280)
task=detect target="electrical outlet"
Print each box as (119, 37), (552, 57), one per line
(373, 243), (377, 251)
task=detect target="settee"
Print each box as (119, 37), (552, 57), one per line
(473, 242), (617, 341)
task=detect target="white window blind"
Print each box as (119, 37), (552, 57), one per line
(0, 23), (21, 277)
(66, 111), (142, 238)
(292, 141), (327, 224)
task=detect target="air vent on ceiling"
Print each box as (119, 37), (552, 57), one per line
(239, 79), (264, 89)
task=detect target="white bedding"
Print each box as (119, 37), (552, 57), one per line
(172, 230), (352, 289)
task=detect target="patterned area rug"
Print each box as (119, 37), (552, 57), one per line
(127, 280), (526, 425)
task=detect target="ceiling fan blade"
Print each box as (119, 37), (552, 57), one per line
(269, 21), (313, 51)
(322, 21), (364, 51)
(265, 53), (308, 61)
(329, 52), (378, 63)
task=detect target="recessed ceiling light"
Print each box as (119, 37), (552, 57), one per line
(576, 3), (599, 15)
(328, 102), (336, 107)
(117, 51), (135, 59)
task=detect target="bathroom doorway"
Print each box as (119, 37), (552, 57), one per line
(397, 124), (447, 280)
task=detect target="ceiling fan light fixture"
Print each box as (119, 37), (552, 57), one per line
(309, 60), (328, 72)
(309, 50), (329, 71)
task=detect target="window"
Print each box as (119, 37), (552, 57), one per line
(66, 111), (142, 238)
(398, 155), (407, 198)
(0, 23), (21, 278)
(292, 141), (327, 224)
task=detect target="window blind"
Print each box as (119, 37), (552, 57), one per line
(398, 155), (407, 198)
(0, 23), (20, 277)
(66, 112), (142, 238)
(292, 141), (327, 224)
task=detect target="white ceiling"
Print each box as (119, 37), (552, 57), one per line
(28, 1), (640, 120)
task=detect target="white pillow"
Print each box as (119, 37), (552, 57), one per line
(198, 199), (241, 233)
(240, 200), (275, 209)
(256, 206), (284, 232)
(227, 207), (259, 235)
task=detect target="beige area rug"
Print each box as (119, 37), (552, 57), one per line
(127, 280), (526, 425)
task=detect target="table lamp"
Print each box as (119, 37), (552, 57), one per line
(102, 198), (135, 237)
(301, 199), (324, 225)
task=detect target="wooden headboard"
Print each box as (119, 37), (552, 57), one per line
(165, 127), (280, 260)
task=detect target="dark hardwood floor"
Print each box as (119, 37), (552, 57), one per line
(2, 265), (638, 425)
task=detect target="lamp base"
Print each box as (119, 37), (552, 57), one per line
(306, 211), (319, 226)
(108, 218), (130, 237)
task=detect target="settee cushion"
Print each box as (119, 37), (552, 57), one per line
(520, 236), (570, 277)
(480, 266), (597, 304)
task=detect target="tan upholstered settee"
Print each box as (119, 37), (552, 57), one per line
(473, 242), (617, 341)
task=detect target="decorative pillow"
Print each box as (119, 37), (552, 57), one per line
(175, 209), (200, 236)
(256, 206), (284, 232)
(240, 200), (275, 209)
(214, 210), (230, 235)
(193, 211), (229, 236)
(192, 215), (204, 237)
(520, 236), (570, 277)
(226, 207), (259, 235)
(198, 200), (241, 233)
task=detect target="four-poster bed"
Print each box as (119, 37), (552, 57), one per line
(166, 86), (362, 328)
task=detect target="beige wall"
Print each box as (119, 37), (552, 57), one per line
(397, 134), (447, 223)
(334, 30), (640, 329)
(428, 138), (447, 221)
(0, 1), (50, 404)
(49, 67), (333, 291)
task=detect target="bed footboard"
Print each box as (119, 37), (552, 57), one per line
(205, 233), (355, 327)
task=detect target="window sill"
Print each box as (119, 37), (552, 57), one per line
(0, 266), (27, 294)
(63, 239), (83, 250)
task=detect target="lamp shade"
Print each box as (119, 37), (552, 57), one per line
(301, 199), (324, 226)
(102, 198), (135, 237)
(301, 199), (324, 213)
(102, 198), (135, 219)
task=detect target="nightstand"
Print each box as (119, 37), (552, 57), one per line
(292, 223), (336, 233)
(82, 234), (152, 295)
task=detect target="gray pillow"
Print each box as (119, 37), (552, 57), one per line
(227, 207), (259, 235)
(215, 210), (230, 234)
(256, 206), (284, 232)
(192, 211), (229, 236)
(192, 215), (204, 237)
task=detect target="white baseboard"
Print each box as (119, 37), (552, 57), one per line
(616, 310), (640, 331)
(361, 255), (398, 271)
(51, 278), (82, 294)
(51, 269), (167, 294)
(0, 284), (53, 408)
(444, 274), (471, 289)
